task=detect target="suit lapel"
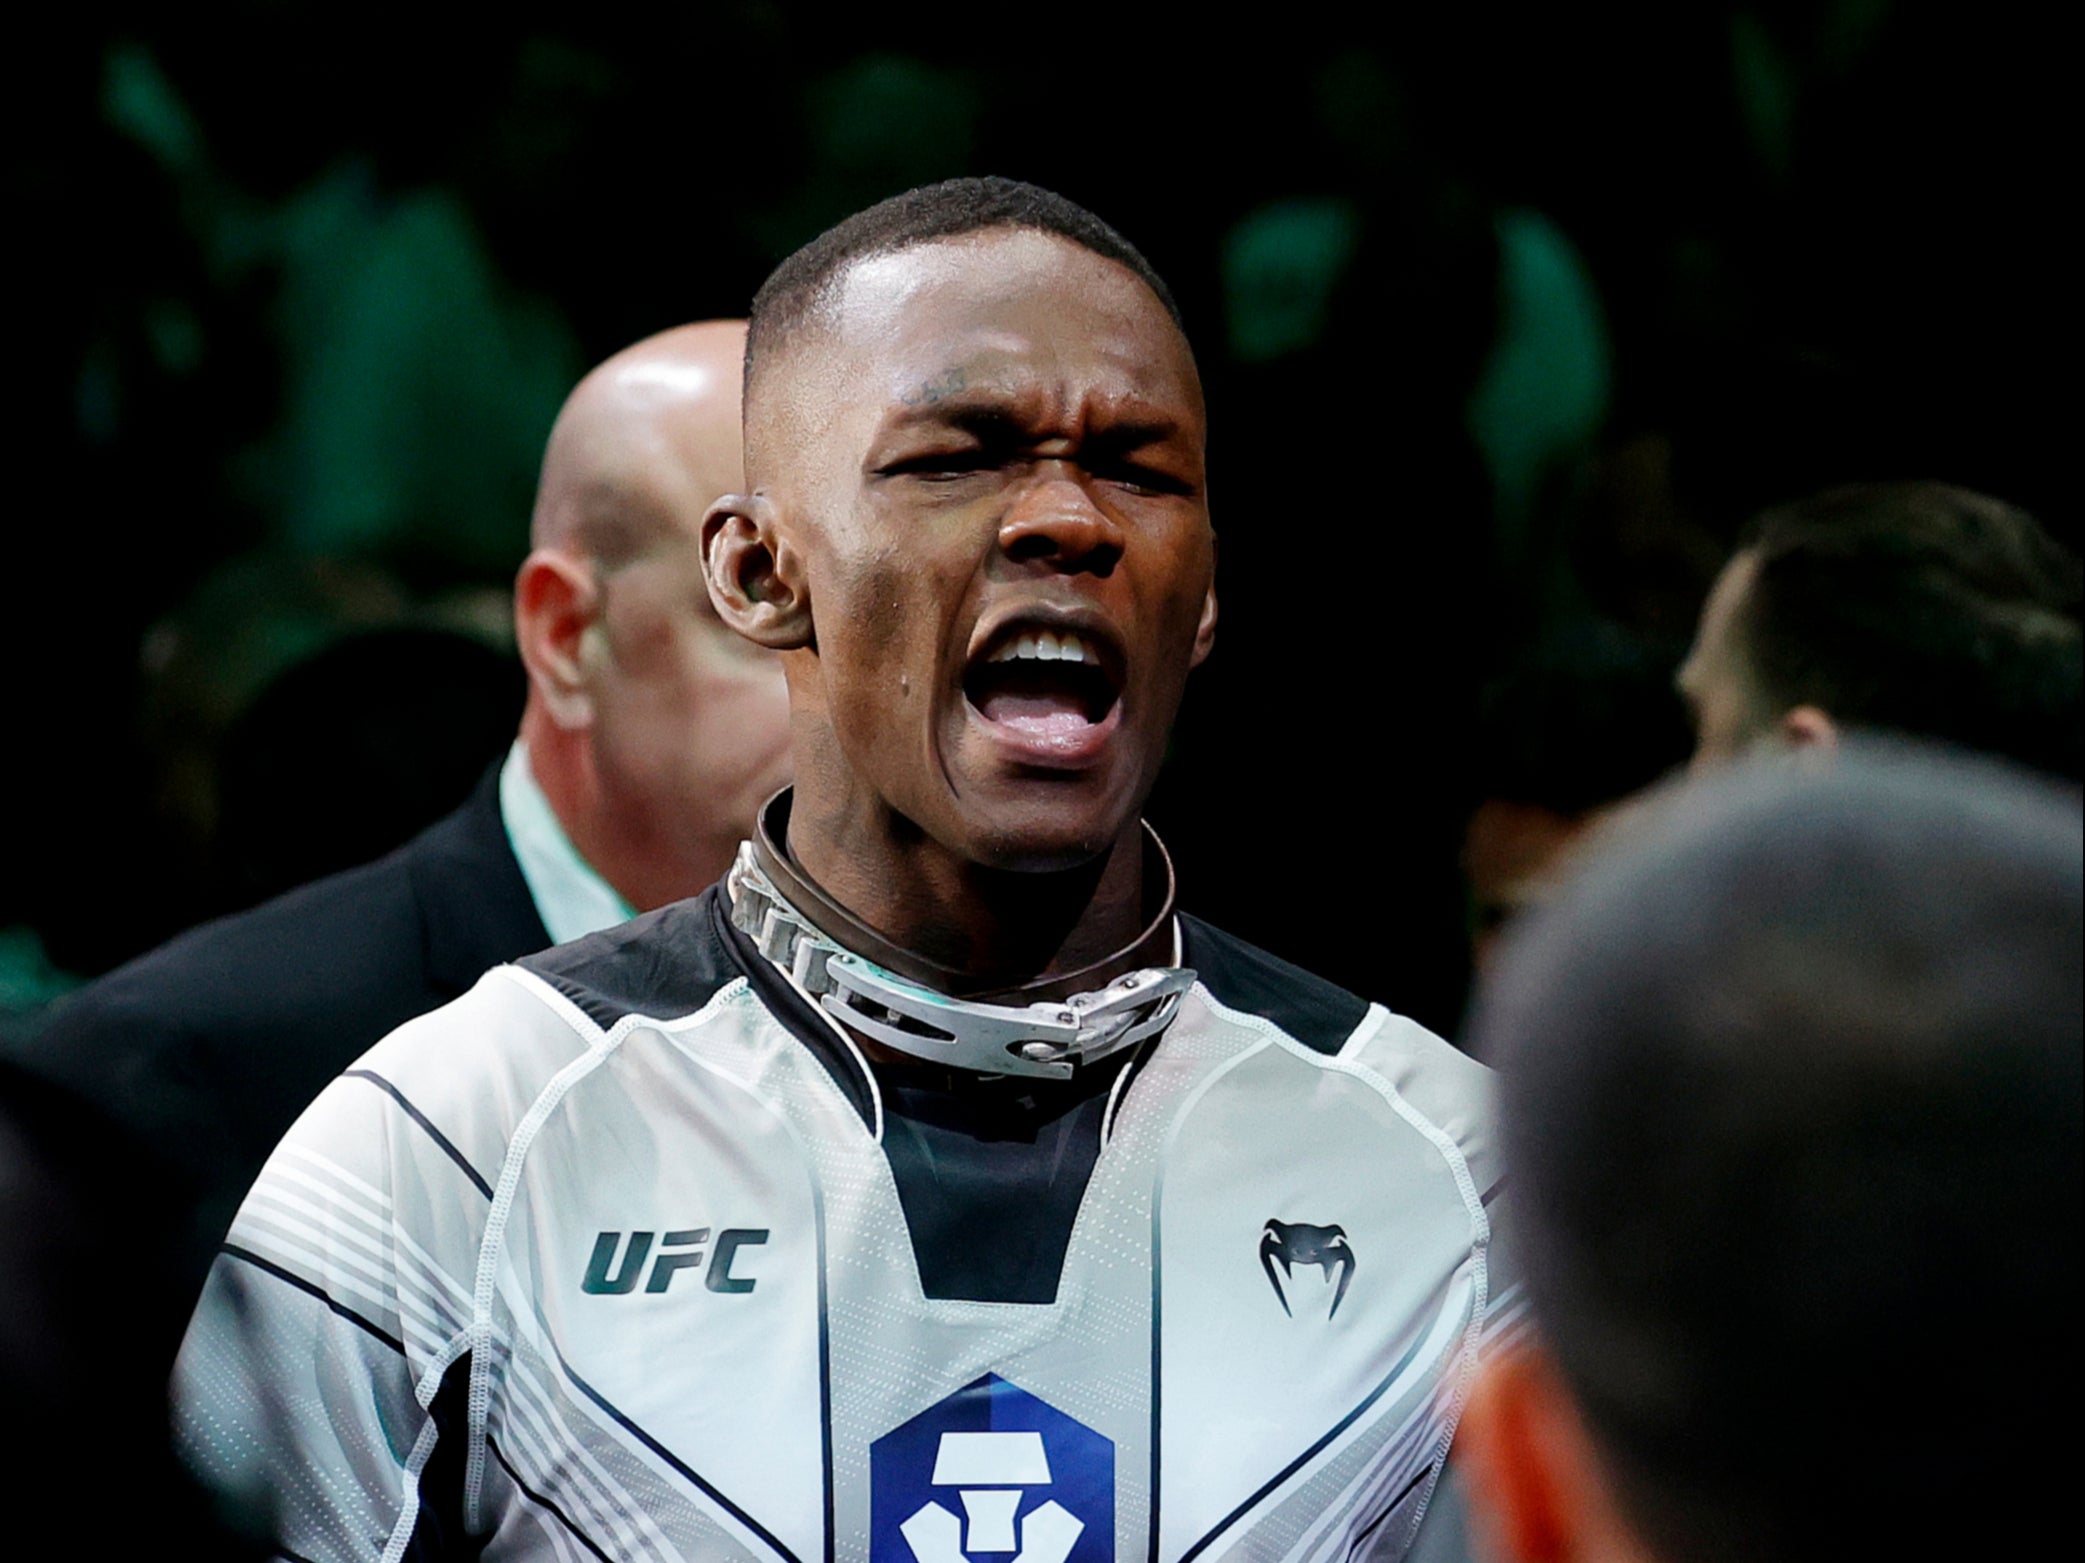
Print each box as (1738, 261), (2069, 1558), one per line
(407, 763), (553, 998)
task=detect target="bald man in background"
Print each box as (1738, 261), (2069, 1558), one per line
(12, 320), (790, 1329)
(512, 319), (793, 933)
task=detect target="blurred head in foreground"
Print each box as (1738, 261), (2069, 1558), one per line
(1458, 744), (2082, 1563)
(1678, 482), (2082, 780)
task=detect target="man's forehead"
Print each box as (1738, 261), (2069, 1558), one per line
(815, 229), (1195, 387)
(830, 229), (1083, 312)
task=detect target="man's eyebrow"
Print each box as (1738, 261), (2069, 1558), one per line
(1083, 417), (1188, 451)
(916, 401), (1028, 437)
(882, 397), (1185, 445)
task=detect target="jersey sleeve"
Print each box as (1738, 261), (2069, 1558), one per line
(1340, 1008), (1529, 1350)
(172, 996), (514, 1561)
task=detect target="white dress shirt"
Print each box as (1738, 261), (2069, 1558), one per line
(498, 740), (636, 946)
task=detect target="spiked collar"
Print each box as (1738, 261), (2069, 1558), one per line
(726, 792), (1193, 1080)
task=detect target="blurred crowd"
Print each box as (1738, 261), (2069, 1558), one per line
(0, 7), (2077, 1560)
(7, 2), (2071, 1029)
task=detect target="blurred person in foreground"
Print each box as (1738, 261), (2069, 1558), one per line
(1455, 744), (2081, 1562)
(175, 178), (1502, 1561)
(11, 320), (790, 1319)
(1677, 481), (2081, 779)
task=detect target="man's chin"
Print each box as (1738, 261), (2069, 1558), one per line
(948, 792), (1139, 877)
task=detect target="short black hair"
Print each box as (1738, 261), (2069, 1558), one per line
(1470, 745), (2082, 1563)
(746, 176), (1183, 391)
(1733, 482), (2082, 778)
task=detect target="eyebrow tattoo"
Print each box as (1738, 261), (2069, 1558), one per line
(899, 367), (968, 406)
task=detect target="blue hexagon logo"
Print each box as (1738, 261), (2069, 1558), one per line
(870, 1374), (1114, 1563)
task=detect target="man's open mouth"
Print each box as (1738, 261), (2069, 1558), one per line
(962, 625), (1123, 744)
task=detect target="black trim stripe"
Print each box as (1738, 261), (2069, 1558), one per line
(345, 1069), (495, 1200)
(403, 1356), (482, 1562)
(535, 1325), (804, 1563)
(1480, 1176), (1509, 1208)
(488, 1436), (614, 1562)
(811, 1168), (835, 1563)
(1345, 1462), (1435, 1558)
(1147, 1192), (1164, 1563)
(1386, 1462), (1433, 1515)
(1175, 1321), (1444, 1563)
(278, 1548), (322, 1563)
(221, 1243), (406, 1356)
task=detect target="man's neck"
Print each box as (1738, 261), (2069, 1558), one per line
(782, 796), (1153, 996)
(518, 705), (622, 890)
(519, 704), (733, 913)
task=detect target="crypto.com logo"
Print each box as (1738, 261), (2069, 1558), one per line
(870, 1375), (1112, 1563)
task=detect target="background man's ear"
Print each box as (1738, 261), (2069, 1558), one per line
(1190, 582), (1219, 668)
(1780, 703), (1840, 755)
(513, 550), (600, 728)
(703, 494), (815, 651)
(1455, 1343), (1652, 1563)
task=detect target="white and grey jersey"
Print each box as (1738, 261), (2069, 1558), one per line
(176, 886), (1510, 1562)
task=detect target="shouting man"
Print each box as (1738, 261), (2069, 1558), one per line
(176, 179), (1502, 1563)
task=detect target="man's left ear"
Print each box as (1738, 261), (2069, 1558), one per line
(703, 493), (815, 651)
(1190, 583), (1218, 668)
(1780, 704), (1839, 755)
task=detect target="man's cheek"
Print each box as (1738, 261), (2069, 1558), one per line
(845, 558), (918, 660)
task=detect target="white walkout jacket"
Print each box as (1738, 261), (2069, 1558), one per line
(176, 885), (1509, 1563)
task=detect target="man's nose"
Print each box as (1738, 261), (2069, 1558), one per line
(996, 477), (1126, 577)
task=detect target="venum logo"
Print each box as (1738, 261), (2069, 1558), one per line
(870, 1374), (1112, 1563)
(1260, 1219), (1356, 1319)
(580, 1228), (768, 1295)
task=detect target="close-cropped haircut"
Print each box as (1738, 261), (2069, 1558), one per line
(1734, 481), (2082, 778)
(1470, 745), (2082, 1563)
(745, 176), (1183, 394)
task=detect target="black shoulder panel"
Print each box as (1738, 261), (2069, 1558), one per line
(516, 887), (742, 1030)
(1177, 914), (1371, 1057)
(517, 887), (879, 1132)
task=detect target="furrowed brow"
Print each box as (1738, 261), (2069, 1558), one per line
(872, 397), (1015, 443)
(1083, 418), (1187, 456)
(884, 398), (1186, 450)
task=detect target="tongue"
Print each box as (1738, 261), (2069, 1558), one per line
(977, 688), (1095, 737)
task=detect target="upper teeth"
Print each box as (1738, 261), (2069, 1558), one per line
(987, 629), (1100, 665)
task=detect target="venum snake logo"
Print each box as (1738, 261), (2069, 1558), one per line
(1260, 1219), (1356, 1319)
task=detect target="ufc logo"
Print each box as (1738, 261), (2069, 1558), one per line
(581, 1227), (769, 1296)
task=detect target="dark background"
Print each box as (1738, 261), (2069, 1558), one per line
(4, 1), (2068, 1035)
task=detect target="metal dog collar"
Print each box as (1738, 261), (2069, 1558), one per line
(725, 815), (1194, 1081)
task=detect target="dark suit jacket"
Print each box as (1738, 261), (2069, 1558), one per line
(13, 764), (551, 1310)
